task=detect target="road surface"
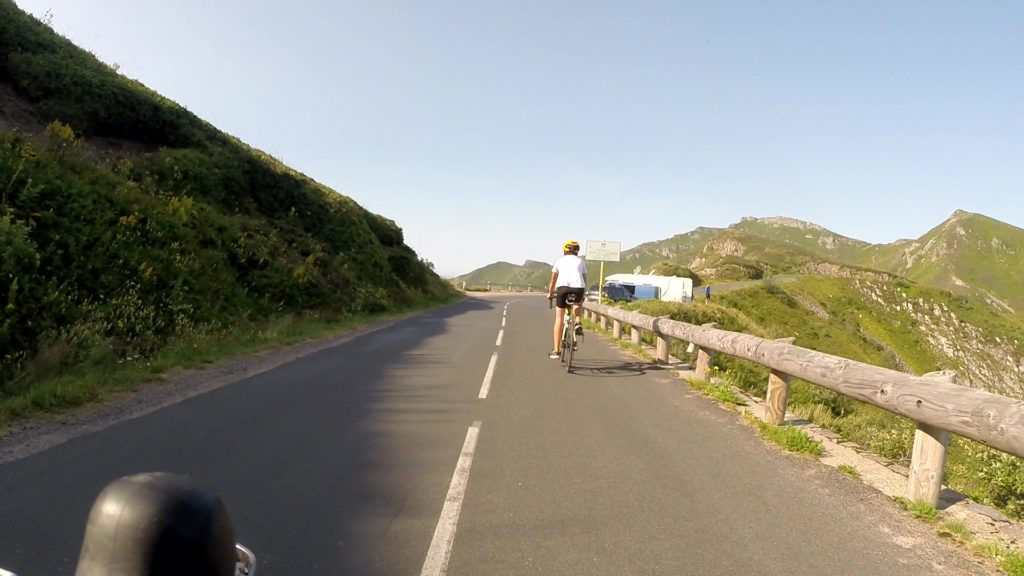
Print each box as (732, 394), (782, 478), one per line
(0, 294), (987, 575)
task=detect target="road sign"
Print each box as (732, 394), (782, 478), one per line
(585, 240), (621, 262)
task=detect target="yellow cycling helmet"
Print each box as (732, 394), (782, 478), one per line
(563, 240), (580, 253)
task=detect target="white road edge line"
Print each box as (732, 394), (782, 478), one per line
(420, 421), (483, 576)
(502, 317), (506, 327)
(495, 329), (504, 346)
(478, 353), (498, 399)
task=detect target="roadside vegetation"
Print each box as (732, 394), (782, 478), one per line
(0, 1), (458, 430)
(612, 278), (1024, 520)
(741, 411), (823, 456)
(0, 302), (457, 433)
(688, 370), (747, 406)
(893, 497), (939, 521)
(838, 464), (859, 478)
(976, 543), (1024, 576)
(938, 518), (973, 542)
(895, 502), (1024, 575)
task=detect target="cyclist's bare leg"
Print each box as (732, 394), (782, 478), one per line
(552, 306), (565, 351)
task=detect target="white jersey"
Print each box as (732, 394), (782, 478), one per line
(552, 254), (588, 288)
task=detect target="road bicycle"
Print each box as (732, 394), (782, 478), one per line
(551, 293), (582, 372)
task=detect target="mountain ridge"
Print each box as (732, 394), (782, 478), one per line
(458, 210), (1022, 314)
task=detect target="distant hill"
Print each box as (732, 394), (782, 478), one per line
(460, 212), (1024, 316)
(605, 227), (722, 275)
(858, 210), (1024, 315)
(459, 216), (889, 285)
(453, 260), (551, 288)
(728, 216), (870, 262)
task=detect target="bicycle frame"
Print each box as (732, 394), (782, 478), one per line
(559, 294), (579, 372)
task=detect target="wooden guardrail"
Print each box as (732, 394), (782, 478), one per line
(583, 302), (1024, 506)
(460, 282), (540, 292)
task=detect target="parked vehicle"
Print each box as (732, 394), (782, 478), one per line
(604, 273), (693, 302)
(602, 283), (634, 302)
(630, 284), (660, 300)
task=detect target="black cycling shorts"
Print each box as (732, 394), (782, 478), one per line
(555, 287), (585, 309)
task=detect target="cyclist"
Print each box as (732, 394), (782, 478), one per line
(547, 240), (588, 359)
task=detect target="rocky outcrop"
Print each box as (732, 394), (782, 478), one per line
(704, 238), (747, 258)
(791, 292), (831, 321)
(741, 216), (828, 231)
(854, 280), (1024, 399)
(795, 262), (896, 282)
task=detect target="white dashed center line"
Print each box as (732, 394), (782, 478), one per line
(420, 421), (482, 576)
(478, 353), (498, 399)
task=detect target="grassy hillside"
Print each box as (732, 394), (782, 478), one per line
(703, 276), (1024, 397)
(0, 1), (456, 405)
(684, 231), (893, 282)
(860, 210), (1024, 315)
(453, 260), (551, 288)
(605, 227), (721, 275)
(604, 218), (869, 279)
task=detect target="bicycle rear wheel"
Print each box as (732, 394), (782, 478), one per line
(565, 327), (575, 372)
(560, 324), (571, 364)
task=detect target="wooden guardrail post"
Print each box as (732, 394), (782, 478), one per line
(907, 370), (956, 506)
(656, 337), (669, 363)
(764, 338), (796, 426)
(631, 326), (642, 346)
(652, 316), (670, 363)
(695, 347), (713, 378)
(694, 323), (717, 379)
(765, 370), (792, 425)
(612, 319), (622, 339)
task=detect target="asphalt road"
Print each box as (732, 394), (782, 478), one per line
(0, 295), (987, 575)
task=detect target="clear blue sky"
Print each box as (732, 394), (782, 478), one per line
(15, 1), (1024, 277)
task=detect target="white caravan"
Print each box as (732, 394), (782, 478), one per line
(604, 273), (694, 302)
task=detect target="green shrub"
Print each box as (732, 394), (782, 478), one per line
(746, 414), (823, 456)
(712, 358), (769, 397)
(688, 377), (747, 406)
(948, 439), (1024, 519)
(838, 464), (860, 478)
(0, 0), (457, 394)
(972, 541), (1024, 576)
(893, 497), (938, 521)
(937, 519), (972, 542)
